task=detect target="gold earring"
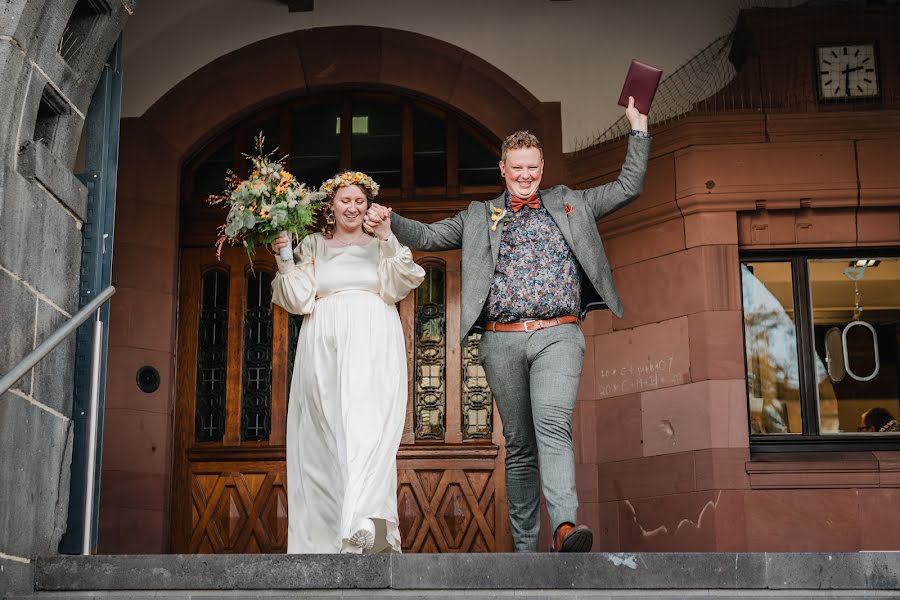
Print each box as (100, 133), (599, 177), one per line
(326, 210), (335, 226)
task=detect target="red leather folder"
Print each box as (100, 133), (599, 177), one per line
(617, 60), (663, 115)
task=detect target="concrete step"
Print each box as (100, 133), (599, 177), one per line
(7, 552), (900, 599)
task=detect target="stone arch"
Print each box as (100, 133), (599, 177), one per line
(140, 26), (564, 180)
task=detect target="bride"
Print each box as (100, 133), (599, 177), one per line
(271, 171), (424, 553)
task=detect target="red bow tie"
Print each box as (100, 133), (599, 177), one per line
(510, 194), (540, 212)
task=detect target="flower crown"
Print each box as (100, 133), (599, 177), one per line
(319, 171), (380, 198)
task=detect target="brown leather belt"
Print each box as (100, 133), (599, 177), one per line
(483, 315), (579, 333)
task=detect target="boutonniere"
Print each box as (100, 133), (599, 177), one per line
(489, 203), (511, 231)
(564, 202), (574, 216)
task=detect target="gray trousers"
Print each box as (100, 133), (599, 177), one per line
(478, 323), (585, 552)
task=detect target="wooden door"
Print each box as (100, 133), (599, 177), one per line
(171, 247), (510, 553)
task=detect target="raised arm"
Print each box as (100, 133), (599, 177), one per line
(581, 96), (651, 219)
(580, 134), (651, 220)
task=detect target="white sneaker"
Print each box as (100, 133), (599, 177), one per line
(348, 518), (375, 551)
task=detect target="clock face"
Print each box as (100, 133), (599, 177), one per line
(817, 44), (879, 100)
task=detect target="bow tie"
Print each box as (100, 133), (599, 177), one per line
(510, 194), (540, 212)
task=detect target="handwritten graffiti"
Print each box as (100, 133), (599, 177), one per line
(598, 356), (685, 396)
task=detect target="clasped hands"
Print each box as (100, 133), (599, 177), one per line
(363, 204), (393, 239)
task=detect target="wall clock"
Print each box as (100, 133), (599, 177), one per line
(816, 43), (879, 101)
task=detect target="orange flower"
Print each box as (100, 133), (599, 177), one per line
(564, 202), (573, 215)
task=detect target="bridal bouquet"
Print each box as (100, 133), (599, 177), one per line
(209, 133), (328, 265)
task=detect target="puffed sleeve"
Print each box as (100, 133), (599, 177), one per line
(378, 233), (425, 304)
(271, 234), (317, 315)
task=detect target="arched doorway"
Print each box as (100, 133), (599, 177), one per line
(171, 90), (512, 553)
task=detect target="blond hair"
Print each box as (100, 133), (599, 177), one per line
(501, 130), (543, 162)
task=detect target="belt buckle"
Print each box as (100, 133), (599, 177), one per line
(520, 318), (538, 332)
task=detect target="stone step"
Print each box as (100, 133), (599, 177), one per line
(8, 553), (900, 599)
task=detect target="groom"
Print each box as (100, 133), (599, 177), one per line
(365, 99), (650, 552)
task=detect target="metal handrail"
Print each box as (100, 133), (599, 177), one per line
(0, 284), (115, 555)
(0, 286), (115, 395)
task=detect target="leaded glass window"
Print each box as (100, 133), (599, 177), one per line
(414, 262), (446, 440)
(196, 269), (229, 442)
(241, 271), (273, 441)
(287, 313), (304, 376)
(462, 332), (493, 440)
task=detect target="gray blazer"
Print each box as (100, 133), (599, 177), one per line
(391, 135), (651, 344)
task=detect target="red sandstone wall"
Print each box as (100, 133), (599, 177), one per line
(558, 111), (900, 552)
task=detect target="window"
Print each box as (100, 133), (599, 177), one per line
(195, 269), (229, 442)
(186, 92), (501, 208)
(741, 252), (900, 450)
(414, 261), (447, 440)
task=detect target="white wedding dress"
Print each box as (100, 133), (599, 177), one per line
(271, 232), (424, 554)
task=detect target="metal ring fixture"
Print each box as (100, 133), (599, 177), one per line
(841, 320), (880, 382)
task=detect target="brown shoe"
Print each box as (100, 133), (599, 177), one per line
(552, 522), (593, 552)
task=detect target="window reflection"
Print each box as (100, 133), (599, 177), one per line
(741, 262), (802, 434)
(810, 258), (900, 433)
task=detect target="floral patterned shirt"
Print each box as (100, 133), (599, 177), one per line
(482, 193), (582, 322)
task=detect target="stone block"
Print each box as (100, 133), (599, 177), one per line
(380, 29), (465, 105)
(36, 554), (391, 590)
(0, 170), (82, 311)
(593, 394), (643, 464)
(101, 408), (170, 475)
(390, 552), (766, 589)
(857, 138), (900, 207)
(684, 212), (738, 248)
(641, 380), (748, 457)
(693, 448), (751, 491)
(0, 392), (71, 557)
(17, 140), (88, 221)
(0, 42), (28, 156)
(575, 463), (599, 503)
(112, 199), (178, 251)
(596, 500), (621, 552)
(603, 216), (685, 270)
(688, 311), (745, 382)
(96, 506), (166, 555)
(216, 34), (306, 114)
(298, 27), (382, 90)
(581, 309), (612, 336)
(744, 489), (860, 551)
(618, 490), (720, 552)
(856, 489), (900, 551)
(112, 242), (177, 295)
(594, 317), (690, 400)
(143, 63), (241, 156)
(597, 452), (696, 502)
(0, 557), (34, 598)
(0, 272), (37, 394)
(675, 141), (858, 211)
(765, 552), (900, 590)
(99, 469), (168, 513)
(449, 56), (536, 140)
(857, 207), (900, 244)
(117, 118), (180, 206)
(31, 299), (76, 417)
(614, 245), (741, 330)
(104, 345), (172, 414)
(107, 288), (176, 353)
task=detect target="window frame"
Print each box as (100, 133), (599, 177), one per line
(741, 247), (900, 453)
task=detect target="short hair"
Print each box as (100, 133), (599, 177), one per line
(501, 130), (543, 162)
(864, 407), (895, 431)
